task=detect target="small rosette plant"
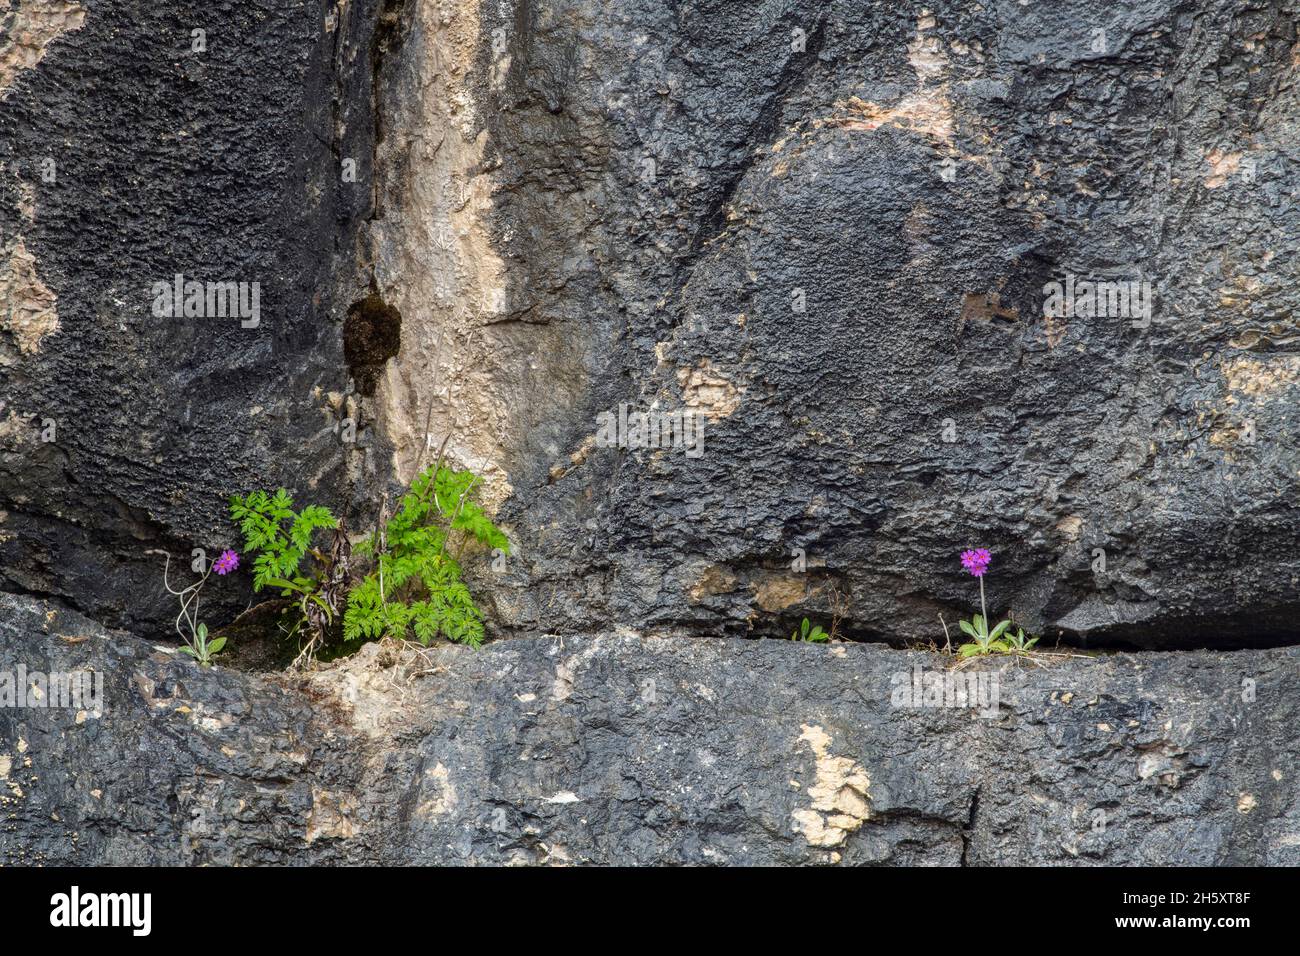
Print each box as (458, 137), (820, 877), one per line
(160, 549), (240, 666)
(955, 549), (1038, 657)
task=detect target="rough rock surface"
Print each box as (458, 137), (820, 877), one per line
(1, 0), (1297, 867)
(0, 0), (384, 632)
(1, 0), (1297, 649)
(454, 0), (1300, 649)
(2, 593), (1295, 865)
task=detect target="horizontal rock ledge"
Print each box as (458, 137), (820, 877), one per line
(0, 592), (1295, 866)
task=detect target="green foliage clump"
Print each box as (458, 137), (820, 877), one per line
(956, 617), (1039, 657)
(229, 489), (338, 591)
(790, 617), (829, 643)
(957, 614), (1009, 657)
(229, 489), (341, 648)
(179, 621), (226, 666)
(343, 465), (508, 648)
(1003, 625), (1039, 654)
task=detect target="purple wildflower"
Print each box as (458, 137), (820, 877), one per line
(213, 550), (240, 576)
(960, 548), (991, 578)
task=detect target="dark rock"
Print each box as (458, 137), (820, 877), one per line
(2, 593), (1294, 865)
(0, 0), (1296, 866)
(0, 0), (384, 633)
(5, 0), (1295, 649)
(455, 0), (1300, 649)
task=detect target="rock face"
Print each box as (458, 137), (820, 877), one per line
(1, 593), (1295, 865)
(0, 0), (385, 632)
(1, 0), (1297, 866)
(1, 0), (1297, 648)
(456, 0), (1300, 649)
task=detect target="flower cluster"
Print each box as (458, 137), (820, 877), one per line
(959, 548), (991, 578)
(213, 549), (240, 576)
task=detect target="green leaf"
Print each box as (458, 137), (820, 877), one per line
(206, 637), (227, 655)
(333, 463), (504, 655)
(958, 643), (982, 657)
(958, 619), (977, 639)
(178, 646), (198, 657)
(196, 622), (207, 641)
(988, 640), (1011, 653)
(263, 576), (305, 594)
(988, 620), (1010, 641)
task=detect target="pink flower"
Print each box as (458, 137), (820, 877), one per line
(213, 550), (240, 576)
(960, 548), (991, 577)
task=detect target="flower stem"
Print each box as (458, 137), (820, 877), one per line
(979, 575), (988, 638)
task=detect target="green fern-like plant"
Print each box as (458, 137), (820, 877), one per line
(229, 489), (340, 649)
(344, 465), (508, 649)
(229, 489), (337, 590)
